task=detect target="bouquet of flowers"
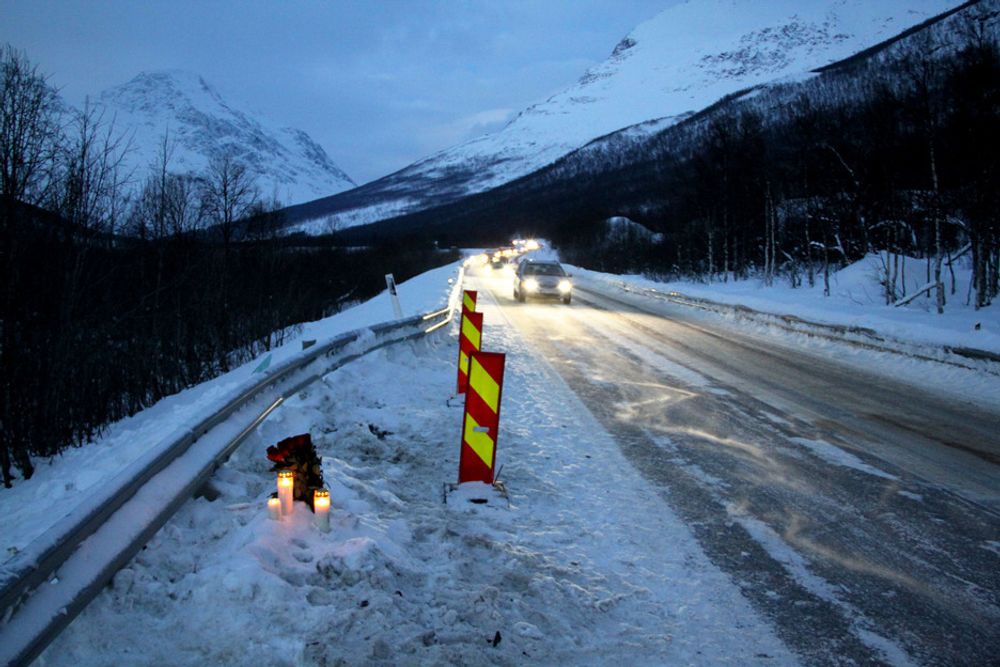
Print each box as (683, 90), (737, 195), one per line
(267, 433), (325, 511)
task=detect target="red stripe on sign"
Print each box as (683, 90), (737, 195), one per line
(459, 442), (494, 484)
(471, 350), (504, 389)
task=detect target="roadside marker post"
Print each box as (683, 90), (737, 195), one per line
(456, 311), (484, 394)
(458, 351), (506, 485)
(385, 273), (403, 319)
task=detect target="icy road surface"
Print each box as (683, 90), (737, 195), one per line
(472, 267), (1000, 666)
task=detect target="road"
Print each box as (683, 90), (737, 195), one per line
(470, 267), (1000, 666)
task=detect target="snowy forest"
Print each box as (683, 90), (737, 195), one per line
(339, 5), (999, 312)
(554, 14), (1000, 310)
(0, 46), (455, 486)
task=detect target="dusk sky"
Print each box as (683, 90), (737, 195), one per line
(1, 0), (678, 184)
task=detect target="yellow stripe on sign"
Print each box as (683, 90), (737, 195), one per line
(469, 356), (500, 413)
(463, 293), (475, 311)
(461, 315), (481, 350)
(459, 351), (469, 374)
(463, 413), (494, 467)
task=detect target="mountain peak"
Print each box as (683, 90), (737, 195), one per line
(129, 69), (207, 87)
(96, 70), (354, 204)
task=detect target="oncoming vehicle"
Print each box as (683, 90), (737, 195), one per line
(513, 260), (573, 304)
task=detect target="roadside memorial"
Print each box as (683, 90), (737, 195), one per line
(266, 433), (325, 514)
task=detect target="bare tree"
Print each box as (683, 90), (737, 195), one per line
(904, 32), (948, 313)
(53, 98), (133, 235)
(127, 130), (181, 239)
(0, 45), (61, 485)
(164, 174), (203, 236)
(199, 153), (259, 370)
(50, 99), (132, 332)
(201, 152), (259, 247)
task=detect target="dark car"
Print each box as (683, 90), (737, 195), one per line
(514, 260), (573, 304)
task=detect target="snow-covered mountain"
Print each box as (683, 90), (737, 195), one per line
(281, 0), (959, 234)
(97, 70), (355, 206)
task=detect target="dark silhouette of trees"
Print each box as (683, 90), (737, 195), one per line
(1, 45), (61, 486)
(0, 47), (457, 487)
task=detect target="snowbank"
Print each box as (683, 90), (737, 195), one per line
(570, 254), (1000, 355)
(0, 260), (461, 559)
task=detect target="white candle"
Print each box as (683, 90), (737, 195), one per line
(267, 496), (281, 520)
(277, 470), (294, 516)
(313, 489), (331, 532)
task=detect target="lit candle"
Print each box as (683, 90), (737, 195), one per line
(277, 470), (294, 516)
(267, 496), (281, 520)
(313, 489), (331, 532)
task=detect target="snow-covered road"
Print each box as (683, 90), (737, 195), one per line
(474, 268), (1000, 666)
(37, 263), (1000, 666)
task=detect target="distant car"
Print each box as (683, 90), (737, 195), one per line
(514, 260), (572, 304)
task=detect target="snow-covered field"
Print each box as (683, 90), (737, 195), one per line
(41, 287), (797, 666)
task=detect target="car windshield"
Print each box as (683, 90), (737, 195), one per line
(523, 264), (565, 277)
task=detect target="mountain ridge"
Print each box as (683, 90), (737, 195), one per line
(278, 0), (959, 234)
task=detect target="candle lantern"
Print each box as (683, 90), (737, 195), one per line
(267, 496), (281, 520)
(277, 470), (294, 516)
(313, 489), (331, 532)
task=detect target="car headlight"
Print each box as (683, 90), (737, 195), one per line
(558, 279), (572, 293)
(523, 278), (539, 292)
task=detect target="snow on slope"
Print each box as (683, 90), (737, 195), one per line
(292, 0), (958, 233)
(98, 71), (355, 206)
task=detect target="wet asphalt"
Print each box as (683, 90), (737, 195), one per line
(479, 274), (1000, 667)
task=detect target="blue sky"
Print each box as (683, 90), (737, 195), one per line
(1, 0), (676, 184)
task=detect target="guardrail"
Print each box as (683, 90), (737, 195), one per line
(582, 278), (1000, 373)
(0, 269), (463, 667)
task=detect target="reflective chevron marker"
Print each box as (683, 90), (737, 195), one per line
(458, 351), (506, 484)
(462, 290), (477, 315)
(456, 310), (483, 394)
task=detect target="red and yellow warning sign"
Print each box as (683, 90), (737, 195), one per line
(456, 311), (483, 393)
(459, 351), (506, 484)
(462, 289), (477, 315)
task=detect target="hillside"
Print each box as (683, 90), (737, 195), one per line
(278, 0), (958, 234)
(332, 0), (995, 252)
